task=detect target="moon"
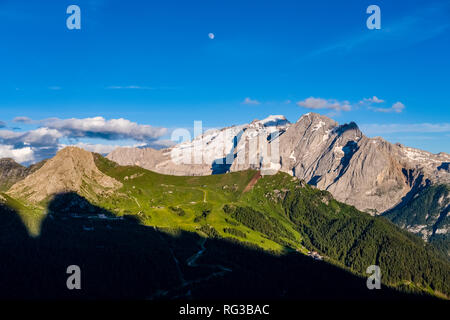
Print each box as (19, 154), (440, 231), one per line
(208, 33), (215, 40)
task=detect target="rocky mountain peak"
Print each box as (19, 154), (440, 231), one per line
(296, 112), (337, 125)
(7, 147), (122, 203)
(0, 157), (49, 192)
(0, 158), (21, 165)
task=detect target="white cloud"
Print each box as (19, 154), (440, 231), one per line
(370, 102), (405, 113)
(13, 116), (34, 124)
(361, 123), (450, 135)
(297, 97), (352, 112)
(360, 96), (385, 104)
(392, 102), (405, 113)
(0, 145), (35, 163)
(0, 128), (62, 147)
(43, 117), (167, 142)
(0, 117), (169, 164)
(0, 128), (62, 164)
(106, 85), (154, 90)
(242, 97), (260, 105)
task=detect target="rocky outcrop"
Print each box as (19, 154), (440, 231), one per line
(0, 158), (46, 191)
(278, 113), (426, 213)
(7, 147), (122, 203)
(280, 113), (449, 213)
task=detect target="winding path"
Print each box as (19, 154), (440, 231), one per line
(149, 236), (232, 299)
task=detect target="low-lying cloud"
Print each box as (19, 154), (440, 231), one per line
(0, 145), (34, 164)
(43, 117), (167, 141)
(0, 128), (62, 147)
(0, 117), (169, 164)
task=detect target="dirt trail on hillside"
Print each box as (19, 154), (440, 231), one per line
(243, 171), (262, 193)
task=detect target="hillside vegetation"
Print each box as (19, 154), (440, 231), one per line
(384, 184), (449, 259)
(93, 155), (449, 297)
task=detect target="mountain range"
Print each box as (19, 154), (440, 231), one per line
(0, 113), (449, 299)
(107, 113), (450, 253)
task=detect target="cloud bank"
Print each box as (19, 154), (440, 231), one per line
(0, 117), (168, 164)
(0, 145), (34, 163)
(43, 117), (167, 141)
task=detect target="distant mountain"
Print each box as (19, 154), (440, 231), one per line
(0, 158), (46, 192)
(107, 113), (450, 215)
(107, 115), (290, 176)
(7, 147), (122, 203)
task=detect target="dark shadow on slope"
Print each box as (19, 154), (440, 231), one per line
(306, 123), (361, 187)
(0, 201), (38, 298)
(308, 175), (322, 186)
(333, 121), (360, 135)
(0, 193), (437, 300)
(437, 162), (449, 172)
(333, 140), (359, 183)
(384, 171), (430, 218)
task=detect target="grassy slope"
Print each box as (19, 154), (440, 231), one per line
(0, 193), (43, 236)
(93, 154), (289, 252)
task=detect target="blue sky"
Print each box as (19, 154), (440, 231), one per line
(0, 0), (449, 163)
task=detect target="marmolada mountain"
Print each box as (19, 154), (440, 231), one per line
(1, 113), (449, 300)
